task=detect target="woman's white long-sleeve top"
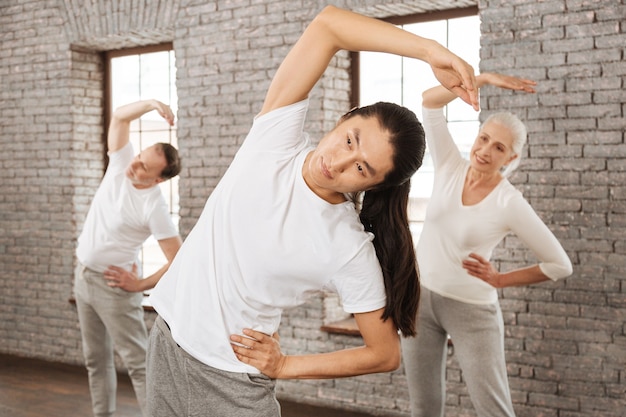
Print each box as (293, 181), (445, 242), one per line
(417, 107), (572, 304)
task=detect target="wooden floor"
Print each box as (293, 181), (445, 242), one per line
(0, 354), (377, 417)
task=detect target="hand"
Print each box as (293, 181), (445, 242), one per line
(426, 42), (479, 111)
(480, 72), (536, 93)
(151, 100), (175, 126)
(462, 253), (502, 288)
(230, 329), (286, 378)
(103, 264), (142, 292)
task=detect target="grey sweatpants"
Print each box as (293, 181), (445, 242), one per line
(401, 287), (516, 417)
(73, 263), (148, 417)
(146, 316), (281, 417)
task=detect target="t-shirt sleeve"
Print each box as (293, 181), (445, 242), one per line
(241, 99), (310, 153)
(330, 242), (387, 314)
(148, 196), (178, 240)
(106, 142), (134, 174)
(506, 193), (573, 280)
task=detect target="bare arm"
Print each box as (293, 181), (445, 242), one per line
(260, 5), (478, 116)
(422, 72), (537, 109)
(103, 235), (182, 292)
(462, 253), (552, 288)
(107, 99), (175, 153)
(230, 308), (400, 379)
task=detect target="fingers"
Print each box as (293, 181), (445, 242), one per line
(102, 265), (137, 290)
(158, 104), (175, 126)
(103, 268), (122, 287)
(230, 333), (266, 367)
(493, 73), (537, 93)
(105, 265), (124, 273)
(150, 100), (175, 126)
(462, 254), (485, 275)
(230, 329), (285, 378)
(511, 77), (536, 93)
(454, 61), (479, 111)
(462, 259), (480, 274)
(450, 85), (478, 111)
(467, 252), (486, 263)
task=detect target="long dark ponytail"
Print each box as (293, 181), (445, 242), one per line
(346, 102), (425, 337)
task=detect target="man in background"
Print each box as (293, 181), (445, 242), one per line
(74, 99), (182, 417)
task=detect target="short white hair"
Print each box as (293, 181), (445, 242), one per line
(482, 112), (527, 177)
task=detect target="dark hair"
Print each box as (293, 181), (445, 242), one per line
(156, 143), (182, 180)
(344, 102), (425, 337)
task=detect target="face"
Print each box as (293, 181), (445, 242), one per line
(470, 121), (518, 174)
(125, 145), (167, 188)
(303, 115), (394, 203)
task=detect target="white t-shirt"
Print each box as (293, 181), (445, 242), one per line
(76, 142), (178, 273)
(417, 107), (572, 304)
(150, 100), (386, 373)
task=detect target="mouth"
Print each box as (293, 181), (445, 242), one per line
(321, 157), (333, 179)
(474, 153), (488, 165)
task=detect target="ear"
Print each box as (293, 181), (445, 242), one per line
(154, 176), (165, 185)
(507, 153), (518, 165)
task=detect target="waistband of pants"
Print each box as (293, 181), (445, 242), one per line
(155, 315), (180, 348)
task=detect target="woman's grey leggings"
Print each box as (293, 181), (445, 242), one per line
(401, 287), (516, 417)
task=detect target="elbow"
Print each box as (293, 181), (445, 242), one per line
(421, 90), (444, 109)
(562, 262), (573, 279)
(387, 354), (401, 372)
(542, 260), (573, 281)
(311, 5), (336, 27)
(311, 5), (344, 43)
(556, 257), (574, 279)
(382, 350), (401, 372)
(318, 5), (340, 18)
(376, 343), (401, 373)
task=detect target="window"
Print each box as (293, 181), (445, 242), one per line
(105, 44), (178, 284)
(356, 10), (480, 237)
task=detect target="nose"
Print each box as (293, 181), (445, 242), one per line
(334, 157), (350, 173)
(333, 149), (354, 173)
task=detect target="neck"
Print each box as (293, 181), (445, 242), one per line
(131, 181), (155, 190)
(466, 167), (501, 187)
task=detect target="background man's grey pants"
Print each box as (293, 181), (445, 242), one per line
(74, 263), (148, 417)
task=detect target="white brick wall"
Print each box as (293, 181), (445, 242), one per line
(0, 0), (624, 415)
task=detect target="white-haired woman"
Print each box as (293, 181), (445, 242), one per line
(401, 73), (573, 417)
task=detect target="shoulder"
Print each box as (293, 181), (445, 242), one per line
(494, 180), (535, 216)
(254, 99), (309, 124)
(243, 99), (310, 152)
(107, 142), (134, 167)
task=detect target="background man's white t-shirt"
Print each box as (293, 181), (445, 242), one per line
(76, 143), (178, 273)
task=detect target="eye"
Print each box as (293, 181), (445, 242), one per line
(347, 136), (352, 146)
